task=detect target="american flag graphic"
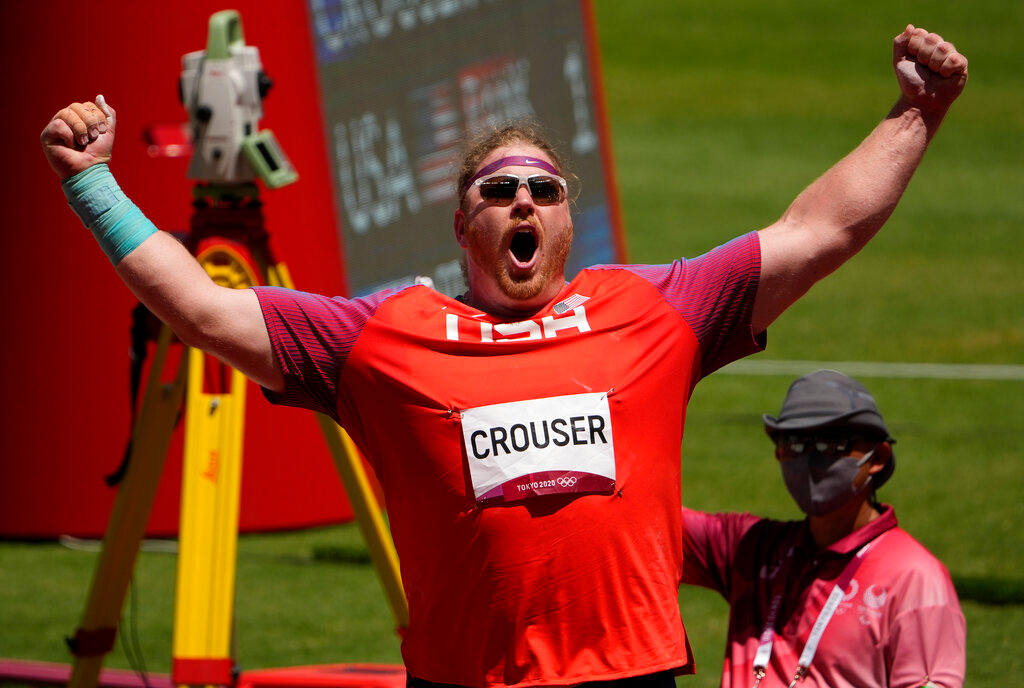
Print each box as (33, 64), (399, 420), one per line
(553, 293), (590, 314)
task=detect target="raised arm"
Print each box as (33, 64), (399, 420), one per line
(41, 96), (285, 392)
(752, 25), (968, 333)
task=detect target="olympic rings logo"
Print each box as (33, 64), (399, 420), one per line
(556, 476), (578, 487)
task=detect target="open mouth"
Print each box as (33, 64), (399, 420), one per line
(509, 229), (538, 264)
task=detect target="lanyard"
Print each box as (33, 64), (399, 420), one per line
(751, 532), (886, 688)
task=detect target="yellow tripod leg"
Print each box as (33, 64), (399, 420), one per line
(267, 262), (409, 632)
(315, 416), (409, 630)
(171, 242), (255, 686)
(171, 347), (247, 686)
(69, 326), (187, 688)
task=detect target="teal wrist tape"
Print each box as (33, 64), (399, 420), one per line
(61, 164), (158, 265)
(61, 164), (126, 226)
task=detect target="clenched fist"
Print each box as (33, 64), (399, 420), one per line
(894, 25), (968, 113)
(41, 95), (117, 180)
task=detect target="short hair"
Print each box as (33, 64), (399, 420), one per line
(454, 119), (574, 209)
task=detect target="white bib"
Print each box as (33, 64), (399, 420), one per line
(461, 392), (616, 505)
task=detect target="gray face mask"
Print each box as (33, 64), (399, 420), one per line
(780, 449), (875, 517)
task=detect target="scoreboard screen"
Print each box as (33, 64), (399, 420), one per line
(307, 0), (623, 297)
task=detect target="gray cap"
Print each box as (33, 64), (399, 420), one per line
(763, 370), (895, 486)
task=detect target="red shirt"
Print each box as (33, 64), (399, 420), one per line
(682, 506), (966, 688)
(254, 233), (762, 687)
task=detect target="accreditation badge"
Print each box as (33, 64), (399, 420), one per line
(460, 392), (616, 505)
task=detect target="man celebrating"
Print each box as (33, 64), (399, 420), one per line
(682, 370), (966, 688)
(42, 25), (966, 688)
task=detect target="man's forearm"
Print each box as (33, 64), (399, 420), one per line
(751, 98), (951, 332)
(780, 97), (945, 258)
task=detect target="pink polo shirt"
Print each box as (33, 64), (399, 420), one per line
(682, 506), (965, 688)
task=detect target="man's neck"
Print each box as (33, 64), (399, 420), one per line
(808, 498), (881, 550)
(461, 280), (567, 320)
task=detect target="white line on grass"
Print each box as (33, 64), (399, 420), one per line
(719, 359), (1024, 381)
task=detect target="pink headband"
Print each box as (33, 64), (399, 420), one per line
(461, 156), (561, 195)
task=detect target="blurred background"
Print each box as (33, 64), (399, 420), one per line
(1, 0), (1020, 686)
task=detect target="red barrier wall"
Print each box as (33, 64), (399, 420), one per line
(0, 0), (355, 537)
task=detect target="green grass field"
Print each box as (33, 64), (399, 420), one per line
(2, 0), (1022, 686)
(598, 2), (1024, 685)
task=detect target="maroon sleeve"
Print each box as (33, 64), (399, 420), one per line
(681, 507), (760, 600)
(252, 285), (398, 421)
(620, 232), (765, 377)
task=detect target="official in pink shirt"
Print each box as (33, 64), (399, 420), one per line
(683, 370), (966, 688)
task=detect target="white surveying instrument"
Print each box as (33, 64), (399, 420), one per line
(180, 9), (297, 189)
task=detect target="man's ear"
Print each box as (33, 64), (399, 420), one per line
(454, 208), (468, 248)
(866, 441), (893, 475)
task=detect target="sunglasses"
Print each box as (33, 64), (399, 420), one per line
(775, 433), (864, 459)
(473, 173), (567, 206)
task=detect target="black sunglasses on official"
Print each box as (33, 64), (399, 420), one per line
(473, 173), (568, 206)
(775, 433), (866, 459)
